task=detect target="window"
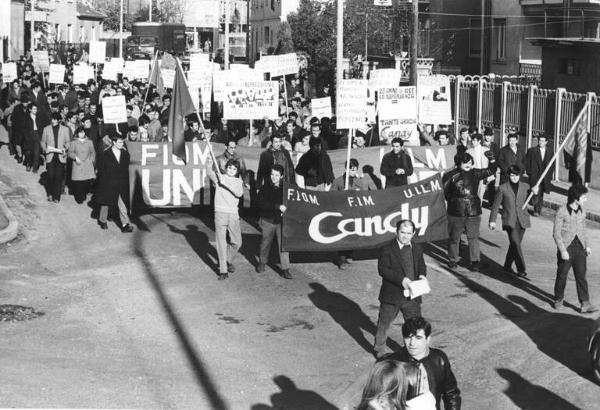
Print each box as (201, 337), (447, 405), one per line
(67, 24), (72, 43)
(264, 26), (270, 46)
(560, 59), (581, 76)
(494, 19), (506, 61)
(469, 18), (481, 57)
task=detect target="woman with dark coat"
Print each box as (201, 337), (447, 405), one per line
(95, 133), (133, 232)
(23, 103), (44, 172)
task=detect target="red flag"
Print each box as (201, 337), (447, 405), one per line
(149, 55), (165, 97)
(168, 61), (196, 163)
(563, 103), (589, 183)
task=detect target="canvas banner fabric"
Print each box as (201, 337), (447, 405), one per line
(281, 174), (448, 252)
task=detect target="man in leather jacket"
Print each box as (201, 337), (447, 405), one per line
(443, 151), (497, 271)
(382, 316), (461, 410)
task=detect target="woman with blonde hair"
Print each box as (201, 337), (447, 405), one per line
(358, 360), (409, 410)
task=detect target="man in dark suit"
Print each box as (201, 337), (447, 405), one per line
(525, 134), (554, 216)
(374, 219), (427, 358)
(497, 133), (526, 184)
(380, 137), (414, 188)
(489, 165), (531, 277)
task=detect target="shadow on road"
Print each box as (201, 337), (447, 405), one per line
(250, 375), (338, 410)
(307, 282), (400, 356)
(132, 221), (228, 410)
(451, 268), (596, 382)
(497, 368), (580, 410)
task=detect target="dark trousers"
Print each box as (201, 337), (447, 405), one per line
(46, 156), (65, 201)
(531, 191), (545, 214)
(374, 301), (421, 354)
(23, 142), (41, 172)
(71, 179), (92, 204)
(554, 239), (589, 303)
(504, 224), (526, 273)
(447, 215), (481, 263)
(258, 218), (289, 269)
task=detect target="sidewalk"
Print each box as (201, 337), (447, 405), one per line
(0, 193), (18, 244)
(543, 181), (600, 223)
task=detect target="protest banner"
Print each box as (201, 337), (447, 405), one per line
(187, 68), (212, 113)
(89, 41), (107, 64)
(102, 60), (122, 82)
(368, 68), (401, 90)
(110, 57), (125, 72)
(190, 52), (210, 72)
(2, 62), (17, 82)
(418, 75), (452, 125)
(72, 64), (94, 85)
(230, 63), (250, 71)
(223, 81), (278, 119)
(48, 64), (66, 84)
(337, 79), (368, 129)
(32, 50), (50, 72)
(269, 53), (299, 77)
(124, 60), (149, 80)
(377, 86), (419, 145)
(311, 97), (332, 119)
(101, 95), (127, 124)
(128, 143), (455, 209)
(282, 174), (448, 252)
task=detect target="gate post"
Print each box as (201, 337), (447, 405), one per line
(553, 88), (566, 181)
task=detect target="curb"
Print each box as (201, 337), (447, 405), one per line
(0, 194), (18, 244)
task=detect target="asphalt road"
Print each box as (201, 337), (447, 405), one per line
(1, 147), (599, 409)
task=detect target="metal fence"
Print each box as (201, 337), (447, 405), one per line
(451, 77), (600, 181)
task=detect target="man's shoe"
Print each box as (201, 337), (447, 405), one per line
(280, 269), (292, 279)
(448, 261), (458, 269)
(553, 299), (564, 311)
(338, 262), (347, 270)
(470, 261), (481, 272)
(16, 156), (23, 164)
(121, 224), (134, 233)
(52, 198), (60, 203)
(227, 263), (235, 274)
(47, 195), (53, 202)
(218, 273), (229, 280)
(516, 271), (527, 278)
(98, 221), (108, 230)
(25, 166), (32, 172)
(255, 263), (266, 273)
(581, 302), (598, 314)
(533, 211), (541, 217)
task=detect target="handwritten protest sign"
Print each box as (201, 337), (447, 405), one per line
(368, 68), (401, 90)
(378, 86), (419, 145)
(102, 95), (127, 124)
(223, 81), (278, 120)
(311, 97), (332, 119)
(88, 41), (107, 64)
(418, 75), (452, 125)
(2, 62), (17, 82)
(190, 52), (210, 72)
(336, 80), (368, 129)
(187, 67), (213, 113)
(161, 68), (176, 88)
(32, 50), (50, 72)
(102, 60), (123, 82)
(48, 64), (66, 84)
(270, 53), (299, 77)
(124, 60), (149, 80)
(73, 64), (95, 85)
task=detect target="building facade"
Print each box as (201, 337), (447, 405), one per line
(44, 0), (105, 44)
(249, 0), (299, 60)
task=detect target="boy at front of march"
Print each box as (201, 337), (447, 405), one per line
(207, 158), (244, 280)
(256, 164), (292, 279)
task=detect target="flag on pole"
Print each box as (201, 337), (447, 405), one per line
(149, 54), (165, 97)
(563, 103), (589, 184)
(168, 61), (196, 163)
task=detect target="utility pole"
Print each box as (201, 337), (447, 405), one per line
(224, 0), (230, 69)
(336, 0), (344, 84)
(30, 0), (35, 51)
(480, 0), (485, 75)
(119, 0), (124, 58)
(149, 0), (152, 22)
(246, 0), (251, 64)
(410, 0), (418, 86)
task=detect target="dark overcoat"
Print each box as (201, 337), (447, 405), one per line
(525, 146), (554, 193)
(95, 147), (130, 207)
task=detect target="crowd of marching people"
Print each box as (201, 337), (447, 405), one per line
(1, 46), (597, 409)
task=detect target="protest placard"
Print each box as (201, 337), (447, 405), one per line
(187, 68), (212, 113)
(48, 64), (66, 84)
(377, 86), (419, 145)
(418, 75), (452, 125)
(2, 62), (17, 82)
(282, 174), (448, 252)
(88, 41), (107, 64)
(161, 68), (175, 88)
(368, 68), (401, 90)
(124, 60), (149, 80)
(223, 81), (278, 120)
(72, 64), (95, 85)
(102, 95), (127, 124)
(311, 97), (332, 119)
(32, 50), (50, 72)
(110, 57), (125, 72)
(269, 53), (299, 77)
(336, 79), (368, 129)
(102, 60), (122, 82)
(230, 63), (250, 71)
(213, 69), (263, 103)
(189, 52), (210, 72)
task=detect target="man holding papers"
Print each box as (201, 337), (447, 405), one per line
(374, 219), (428, 359)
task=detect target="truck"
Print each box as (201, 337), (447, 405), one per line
(126, 22), (187, 59)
